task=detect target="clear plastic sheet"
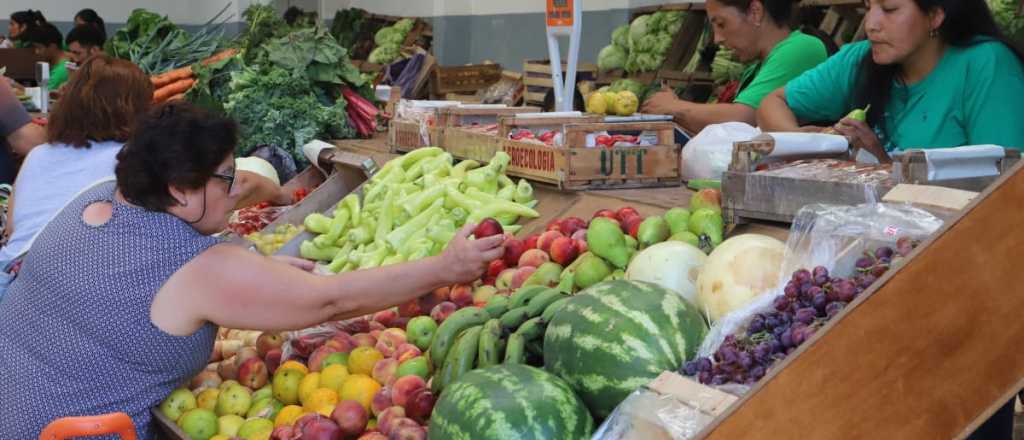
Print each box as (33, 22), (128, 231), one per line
(697, 202), (944, 364)
(593, 383), (746, 440)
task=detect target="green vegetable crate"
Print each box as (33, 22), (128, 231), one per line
(445, 115), (682, 191)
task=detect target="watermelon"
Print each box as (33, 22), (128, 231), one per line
(428, 364), (593, 440)
(543, 279), (708, 419)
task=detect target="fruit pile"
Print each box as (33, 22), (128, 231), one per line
(681, 239), (919, 386)
(247, 224), (303, 256)
(298, 149), (539, 273)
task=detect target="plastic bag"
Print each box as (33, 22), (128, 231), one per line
(681, 122), (760, 180)
(280, 317), (375, 361)
(696, 202), (944, 375)
(593, 381), (746, 440)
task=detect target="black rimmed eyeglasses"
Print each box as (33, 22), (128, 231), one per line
(212, 172), (235, 193)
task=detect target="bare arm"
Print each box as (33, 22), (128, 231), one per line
(152, 225), (504, 334)
(232, 170), (291, 210)
(6, 123), (45, 157)
(641, 89), (755, 134)
(756, 88), (802, 131)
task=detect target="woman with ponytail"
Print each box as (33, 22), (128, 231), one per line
(758, 0), (1024, 162)
(6, 10), (47, 49)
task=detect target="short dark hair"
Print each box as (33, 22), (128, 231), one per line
(66, 24), (106, 48)
(711, 0), (800, 28)
(74, 9), (107, 41)
(47, 55), (153, 148)
(22, 23), (63, 48)
(116, 102), (239, 212)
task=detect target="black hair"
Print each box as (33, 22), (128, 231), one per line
(284, 7), (304, 25)
(66, 24), (106, 49)
(74, 8), (107, 41)
(10, 9), (47, 27)
(712, 0), (802, 28)
(854, 0), (1024, 133)
(22, 23), (63, 48)
(116, 102), (238, 212)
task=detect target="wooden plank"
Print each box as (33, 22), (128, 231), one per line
(567, 146), (680, 182)
(438, 106), (541, 127)
(701, 162), (1024, 440)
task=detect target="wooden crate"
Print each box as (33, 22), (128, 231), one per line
(437, 106), (542, 128)
(446, 116), (681, 190)
(700, 161), (1024, 440)
(523, 60), (598, 106)
(799, 0), (867, 46)
(387, 119), (442, 153)
(349, 13), (433, 61)
(430, 64), (503, 99)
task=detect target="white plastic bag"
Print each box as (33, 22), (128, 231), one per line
(681, 122), (761, 180)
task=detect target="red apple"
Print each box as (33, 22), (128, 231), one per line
(593, 209), (617, 220)
(264, 349), (282, 375)
(332, 400), (368, 437)
(405, 388), (435, 422)
(256, 332), (285, 358)
(517, 249), (550, 268)
(575, 239), (588, 254)
(430, 302), (457, 323)
(372, 309), (399, 327)
(486, 259), (507, 279)
(377, 406), (406, 435)
(472, 218), (504, 238)
(558, 217), (587, 237)
(616, 207), (640, 222)
(622, 215), (643, 239)
(546, 218), (563, 233)
(502, 238), (527, 268)
(548, 236), (579, 266)
(449, 284), (473, 307)
(524, 234), (540, 250)
(371, 387), (393, 416)
(481, 276), (497, 287)
(388, 418), (422, 440)
(537, 231), (565, 253)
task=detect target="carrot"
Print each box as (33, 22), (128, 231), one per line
(166, 93), (186, 102)
(200, 48), (238, 66)
(151, 66), (193, 88)
(152, 78), (195, 103)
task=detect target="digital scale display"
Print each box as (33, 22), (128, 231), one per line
(546, 0), (574, 27)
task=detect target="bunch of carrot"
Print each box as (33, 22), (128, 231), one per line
(150, 48), (238, 104)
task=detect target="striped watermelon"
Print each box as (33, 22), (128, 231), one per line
(428, 364), (593, 440)
(543, 279), (708, 419)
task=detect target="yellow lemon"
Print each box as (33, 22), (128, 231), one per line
(319, 364), (350, 392)
(274, 405), (304, 427)
(340, 374), (381, 412)
(297, 372), (321, 406)
(347, 347), (383, 376)
(278, 360), (309, 375)
(304, 388), (339, 413)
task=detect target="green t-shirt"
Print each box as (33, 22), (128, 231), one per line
(48, 58), (69, 90)
(734, 30), (828, 109)
(786, 39), (1024, 150)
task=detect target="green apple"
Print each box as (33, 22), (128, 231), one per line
(178, 408), (217, 440)
(160, 388), (196, 422)
(321, 352), (349, 369)
(215, 384), (252, 417)
(251, 385), (272, 403)
(395, 356), (430, 379)
(406, 316), (438, 351)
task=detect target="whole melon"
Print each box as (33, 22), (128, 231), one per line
(543, 279), (708, 419)
(428, 364), (593, 440)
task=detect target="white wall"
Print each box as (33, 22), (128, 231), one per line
(1, 0), (255, 24)
(320, 0), (696, 18)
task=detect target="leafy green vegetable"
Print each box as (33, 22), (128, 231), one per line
(331, 8), (368, 49)
(369, 44), (401, 64)
(612, 25), (630, 49)
(106, 7), (230, 75)
(988, 0), (1024, 42)
(598, 45), (627, 71)
(394, 18), (416, 34)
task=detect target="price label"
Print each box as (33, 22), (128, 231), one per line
(546, 0), (575, 28)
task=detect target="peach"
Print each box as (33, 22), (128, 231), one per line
(263, 349), (282, 375)
(388, 418), (422, 439)
(357, 433), (387, 440)
(332, 400), (369, 437)
(524, 234), (540, 250)
(256, 332), (285, 358)
(559, 217), (587, 237)
(308, 345), (340, 372)
(502, 238), (527, 268)
(372, 358), (399, 386)
(549, 236), (579, 265)
(372, 309), (399, 327)
(394, 343), (422, 364)
(369, 320), (387, 331)
(235, 347), (259, 367)
(371, 387), (394, 416)
(471, 285), (498, 306)
(237, 357), (269, 389)
(391, 375), (426, 409)
(218, 356), (239, 380)
(616, 207), (640, 222)
(405, 388), (435, 422)
(517, 249), (550, 268)
(352, 333), (378, 348)
(510, 266), (537, 289)
(448, 284), (473, 307)
(486, 259), (507, 279)
(495, 268), (517, 290)
(376, 406), (406, 435)
(546, 218), (563, 232)
(575, 238), (588, 254)
(430, 286), (451, 303)
(537, 231), (565, 253)
(375, 329), (408, 358)
(190, 370), (222, 392)
(397, 300), (422, 318)
(429, 302), (457, 323)
(323, 332), (357, 354)
(570, 229), (587, 242)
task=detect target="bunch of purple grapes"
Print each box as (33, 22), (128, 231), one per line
(681, 238), (918, 386)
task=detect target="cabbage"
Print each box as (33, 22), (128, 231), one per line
(609, 79), (645, 98)
(630, 34), (659, 52)
(612, 25), (630, 49)
(629, 15), (652, 45)
(598, 44), (627, 71)
(635, 52), (663, 72)
(368, 44), (400, 64)
(648, 11), (667, 33)
(664, 11), (684, 35)
(374, 27), (404, 46)
(624, 53), (640, 73)
(653, 32), (673, 54)
(393, 18), (415, 34)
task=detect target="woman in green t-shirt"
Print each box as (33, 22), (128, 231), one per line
(642, 0), (828, 134)
(759, 0), (1024, 162)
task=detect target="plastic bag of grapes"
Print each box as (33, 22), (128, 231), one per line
(684, 203), (942, 391)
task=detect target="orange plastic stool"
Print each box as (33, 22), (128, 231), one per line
(39, 412), (137, 440)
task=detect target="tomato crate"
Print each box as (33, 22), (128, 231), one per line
(387, 119), (442, 153)
(444, 115), (681, 190)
